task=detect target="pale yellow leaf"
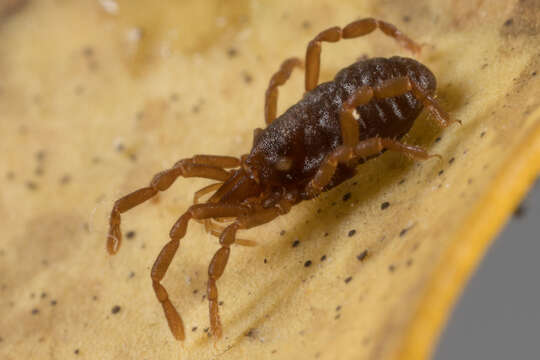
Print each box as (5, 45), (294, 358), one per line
(0, 1), (539, 359)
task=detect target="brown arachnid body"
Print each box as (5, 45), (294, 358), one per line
(107, 18), (457, 341)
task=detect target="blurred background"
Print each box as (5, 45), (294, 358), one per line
(436, 180), (539, 359)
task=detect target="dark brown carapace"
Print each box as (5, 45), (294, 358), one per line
(107, 18), (457, 341)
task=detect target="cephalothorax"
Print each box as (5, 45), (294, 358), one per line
(107, 18), (456, 341)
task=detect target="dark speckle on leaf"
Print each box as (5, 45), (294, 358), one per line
(389, 264), (396, 272)
(242, 72), (253, 84)
(59, 174), (71, 184)
(320, 255), (327, 261)
(344, 276), (353, 284)
(83, 47), (93, 57)
(31, 308), (39, 315)
(399, 227), (410, 237)
(357, 250), (368, 261)
(304, 260), (312, 267)
(111, 305), (121, 314)
(504, 18), (514, 27)
(438, 169), (444, 176)
(35, 150), (46, 161)
(292, 239), (300, 247)
(26, 181), (38, 190)
(406, 258), (414, 267)
(342, 192), (351, 202)
(348, 229), (356, 237)
(126, 230), (136, 239)
(381, 201), (390, 210)
(227, 47), (238, 58)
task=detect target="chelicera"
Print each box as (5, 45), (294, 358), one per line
(107, 18), (457, 341)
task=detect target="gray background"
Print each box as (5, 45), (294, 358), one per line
(435, 179), (540, 360)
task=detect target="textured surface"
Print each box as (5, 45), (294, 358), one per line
(1, 1), (539, 360)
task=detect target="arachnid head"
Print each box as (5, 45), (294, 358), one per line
(243, 114), (311, 188)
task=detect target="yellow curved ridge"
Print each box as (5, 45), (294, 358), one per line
(398, 122), (540, 359)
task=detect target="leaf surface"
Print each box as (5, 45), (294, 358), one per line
(0, 1), (538, 359)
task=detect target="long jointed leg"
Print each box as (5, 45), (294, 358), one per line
(193, 183), (258, 247)
(305, 18), (421, 91)
(337, 75), (453, 146)
(207, 201), (293, 338)
(150, 203), (250, 341)
(265, 57), (303, 125)
(306, 137), (434, 196)
(305, 80), (442, 196)
(342, 77), (454, 146)
(107, 155), (240, 254)
(374, 76), (455, 127)
(343, 75), (454, 141)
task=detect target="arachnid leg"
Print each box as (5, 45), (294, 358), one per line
(193, 182), (224, 234)
(404, 78), (457, 128)
(379, 138), (441, 161)
(373, 76), (456, 128)
(265, 57), (303, 124)
(339, 85), (374, 147)
(305, 18), (421, 91)
(206, 221), (258, 247)
(194, 183), (223, 204)
(207, 201), (294, 338)
(306, 79), (443, 196)
(107, 155), (240, 254)
(150, 203), (250, 341)
(338, 76), (454, 152)
(305, 137), (434, 197)
(339, 76), (451, 148)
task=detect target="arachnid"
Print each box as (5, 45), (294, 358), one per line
(107, 18), (457, 341)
